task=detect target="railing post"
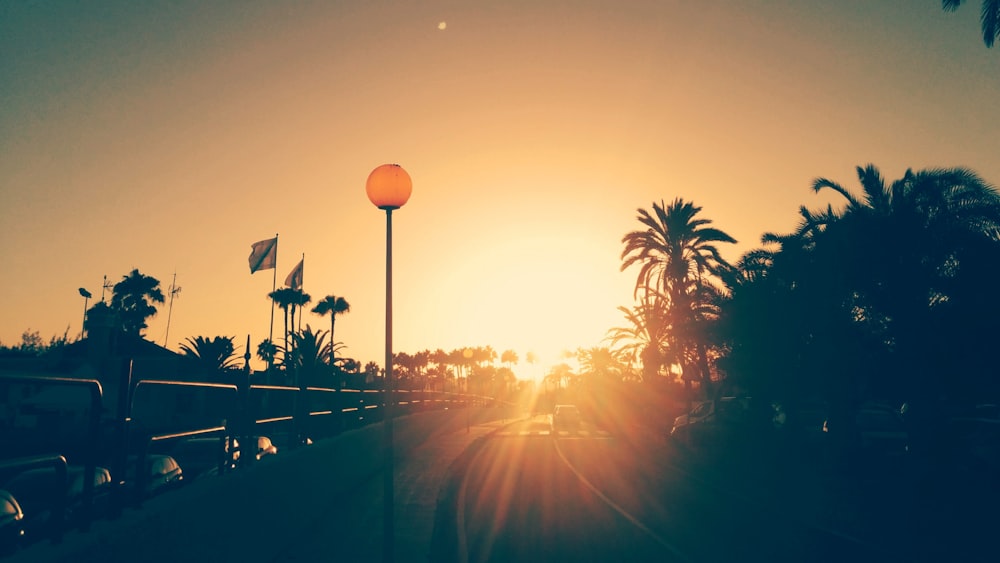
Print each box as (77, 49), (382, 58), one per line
(111, 359), (133, 517)
(242, 337), (255, 468)
(79, 378), (103, 531)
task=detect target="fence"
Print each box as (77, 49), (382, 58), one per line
(0, 371), (494, 544)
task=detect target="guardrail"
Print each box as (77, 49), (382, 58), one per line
(1, 371), (498, 545)
(0, 375), (103, 534)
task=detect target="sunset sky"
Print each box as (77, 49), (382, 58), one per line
(2, 1), (997, 376)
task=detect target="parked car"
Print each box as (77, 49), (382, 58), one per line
(270, 432), (313, 449)
(772, 400), (829, 449)
(823, 402), (908, 457)
(3, 464), (113, 543)
(949, 412), (1000, 478)
(0, 489), (25, 555)
(551, 404), (582, 431)
(125, 454), (184, 498)
(255, 436), (278, 460)
(167, 436), (239, 480)
(670, 400), (715, 438)
(670, 397), (752, 445)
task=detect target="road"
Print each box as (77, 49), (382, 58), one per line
(432, 415), (887, 563)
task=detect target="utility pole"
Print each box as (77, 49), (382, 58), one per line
(101, 275), (111, 303)
(163, 271), (181, 348)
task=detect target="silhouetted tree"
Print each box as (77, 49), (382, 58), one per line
(288, 289), (311, 336)
(312, 295), (350, 363)
(180, 336), (240, 376)
(620, 199), (736, 398)
(943, 0), (1000, 47)
(501, 349), (519, 369)
(268, 287), (300, 366)
(607, 292), (673, 384)
(110, 269), (164, 337)
(291, 325), (329, 388)
(256, 338), (279, 369)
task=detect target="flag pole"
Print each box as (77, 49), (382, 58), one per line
(269, 233), (278, 365)
(299, 252), (305, 332)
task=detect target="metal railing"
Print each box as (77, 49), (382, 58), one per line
(0, 375), (103, 534)
(2, 371), (495, 545)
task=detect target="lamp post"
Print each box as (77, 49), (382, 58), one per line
(366, 163), (412, 563)
(78, 287), (92, 339)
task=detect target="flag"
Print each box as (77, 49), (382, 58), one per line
(249, 237), (277, 274)
(285, 258), (303, 289)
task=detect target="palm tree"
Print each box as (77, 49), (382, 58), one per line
(547, 363), (575, 391)
(621, 199), (736, 397)
(525, 351), (538, 382)
(288, 289), (312, 336)
(413, 349), (431, 390)
(291, 325), (329, 388)
(268, 287), (300, 365)
(256, 338), (279, 369)
(179, 336), (240, 376)
(312, 295), (351, 368)
(364, 361), (381, 386)
(606, 291), (672, 383)
(811, 165), (1000, 392)
(111, 269), (165, 337)
(501, 349), (518, 369)
(576, 346), (622, 381)
(472, 346), (497, 367)
(621, 199), (736, 299)
(943, 0), (1000, 47)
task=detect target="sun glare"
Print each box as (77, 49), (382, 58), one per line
(415, 225), (625, 382)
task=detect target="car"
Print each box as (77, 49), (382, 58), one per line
(823, 402), (908, 457)
(772, 400), (829, 449)
(670, 397), (752, 445)
(3, 464), (113, 543)
(125, 453), (184, 498)
(255, 436), (278, 460)
(164, 435), (241, 480)
(949, 412), (1000, 478)
(669, 400), (714, 441)
(0, 489), (25, 555)
(551, 404), (582, 431)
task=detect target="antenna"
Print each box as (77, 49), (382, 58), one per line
(101, 275), (113, 303)
(163, 271), (182, 348)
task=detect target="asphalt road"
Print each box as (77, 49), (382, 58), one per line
(432, 415), (890, 563)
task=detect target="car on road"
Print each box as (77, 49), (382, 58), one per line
(551, 405), (582, 431)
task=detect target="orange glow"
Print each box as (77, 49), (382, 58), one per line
(366, 164), (413, 210)
(0, 3), (996, 374)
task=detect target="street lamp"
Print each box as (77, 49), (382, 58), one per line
(366, 163), (411, 563)
(78, 287), (92, 339)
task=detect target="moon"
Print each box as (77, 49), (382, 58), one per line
(438, 21), (447, 30)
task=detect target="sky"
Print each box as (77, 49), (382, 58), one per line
(1, 1), (998, 377)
